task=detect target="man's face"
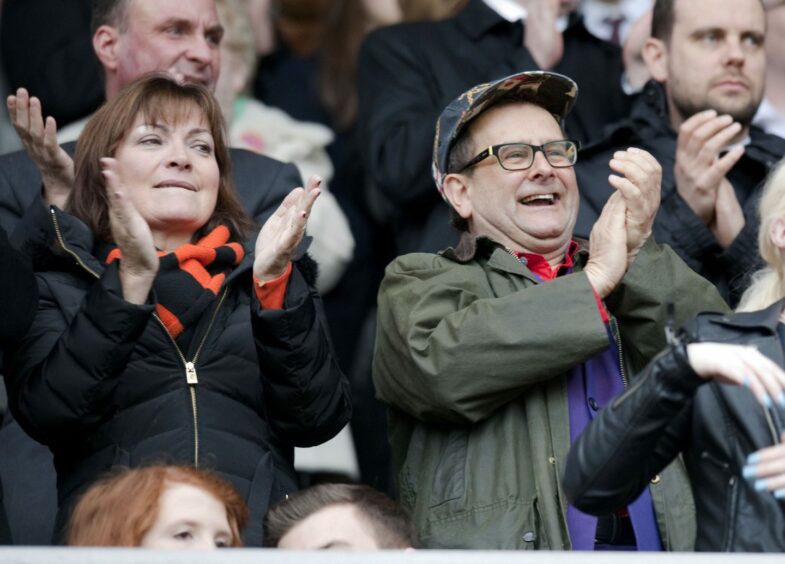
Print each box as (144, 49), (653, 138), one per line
(114, 0), (223, 92)
(453, 103), (580, 256)
(659, 0), (766, 127)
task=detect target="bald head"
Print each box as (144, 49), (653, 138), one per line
(92, 0), (223, 99)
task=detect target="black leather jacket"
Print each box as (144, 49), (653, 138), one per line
(562, 301), (785, 551)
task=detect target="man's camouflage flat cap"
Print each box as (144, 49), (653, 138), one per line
(432, 71), (578, 195)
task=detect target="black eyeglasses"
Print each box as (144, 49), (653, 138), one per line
(458, 140), (580, 173)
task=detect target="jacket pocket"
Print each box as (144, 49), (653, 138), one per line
(701, 450), (739, 551)
(428, 430), (468, 507)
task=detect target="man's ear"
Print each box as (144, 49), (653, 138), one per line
(93, 25), (121, 71)
(769, 217), (785, 252)
(442, 173), (473, 222)
(642, 37), (668, 83)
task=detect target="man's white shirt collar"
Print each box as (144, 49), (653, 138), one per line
(582, 0), (653, 44)
(482, 0), (569, 32)
(483, 0), (527, 22)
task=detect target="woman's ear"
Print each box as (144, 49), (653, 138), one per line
(442, 173), (473, 222)
(642, 37), (668, 83)
(769, 217), (785, 251)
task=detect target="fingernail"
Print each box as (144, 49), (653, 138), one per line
(742, 465), (757, 479)
(747, 452), (761, 465)
(763, 394), (773, 409)
(774, 489), (785, 499)
(778, 391), (785, 408)
(742, 374), (751, 387)
(754, 479), (768, 491)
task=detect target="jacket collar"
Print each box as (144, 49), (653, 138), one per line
(711, 299), (785, 333)
(44, 206), (268, 285)
(440, 231), (589, 279)
(455, 0), (515, 40)
(609, 80), (785, 164)
(45, 206), (105, 278)
(455, 0), (584, 42)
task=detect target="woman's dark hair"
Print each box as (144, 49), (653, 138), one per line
(70, 74), (254, 243)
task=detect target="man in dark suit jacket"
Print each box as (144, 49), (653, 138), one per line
(0, 0), (301, 545)
(1, 0), (300, 236)
(1, 0), (103, 128)
(357, 0), (632, 254)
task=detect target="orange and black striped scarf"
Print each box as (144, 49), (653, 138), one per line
(106, 225), (244, 341)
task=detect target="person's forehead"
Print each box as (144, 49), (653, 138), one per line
(280, 504), (379, 549)
(470, 102), (563, 144)
(125, 0), (219, 29)
(132, 101), (211, 129)
(671, 0), (765, 35)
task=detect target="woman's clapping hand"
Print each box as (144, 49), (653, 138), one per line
(253, 175), (321, 282)
(101, 157), (159, 304)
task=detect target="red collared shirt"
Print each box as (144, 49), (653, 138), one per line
(511, 240), (609, 323)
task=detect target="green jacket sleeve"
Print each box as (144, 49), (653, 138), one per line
(372, 252), (611, 425)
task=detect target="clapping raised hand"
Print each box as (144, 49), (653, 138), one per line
(253, 175), (321, 282)
(7, 88), (74, 209)
(100, 157), (159, 304)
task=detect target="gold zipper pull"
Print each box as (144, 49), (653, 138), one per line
(185, 362), (198, 384)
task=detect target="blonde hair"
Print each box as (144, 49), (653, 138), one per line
(736, 159), (785, 312)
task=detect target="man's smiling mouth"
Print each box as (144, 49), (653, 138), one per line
(520, 194), (558, 206)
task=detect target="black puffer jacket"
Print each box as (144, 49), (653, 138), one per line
(5, 204), (352, 546)
(563, 300), (785, 551)
(0, 224), (37, 345)
(574, 81), (785, 306)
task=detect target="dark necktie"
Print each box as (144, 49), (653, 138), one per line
(603, 16), (625, 46)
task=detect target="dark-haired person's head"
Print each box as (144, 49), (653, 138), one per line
(71, 74), (252, 247)
(67, 465), (248, 548)
(645, 0), (766, 128)
(264, 484), (417, 550)
(91, 0), (224, 99)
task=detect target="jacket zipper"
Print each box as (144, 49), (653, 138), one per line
(51, 210), (230, 467)
(153, 287), (229, 467)
(723, 476), (739, 550)
(610, 317), (629, 388)
(51, 209), (100, 279)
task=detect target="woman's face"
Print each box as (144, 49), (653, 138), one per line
(113, 105), (220, 244)
(140, 482), (234, 549)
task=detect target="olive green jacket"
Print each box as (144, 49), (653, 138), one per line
(372, 235), (728, 550)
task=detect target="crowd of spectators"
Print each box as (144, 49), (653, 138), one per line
(1, 0), (785, 554)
